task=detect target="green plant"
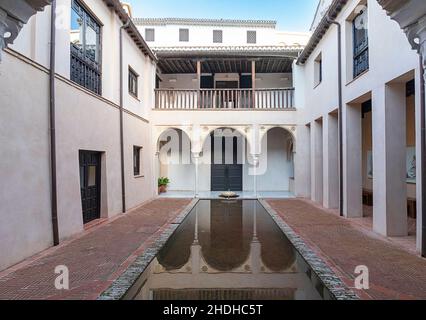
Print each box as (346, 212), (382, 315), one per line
(158, 177), (170, 187)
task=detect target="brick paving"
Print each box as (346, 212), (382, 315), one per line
(0, 198), (191, 300)
(266, 199), (426, 300)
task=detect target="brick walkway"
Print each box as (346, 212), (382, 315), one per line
(0, 198), (190, 300)
(266, 199), (426, 300)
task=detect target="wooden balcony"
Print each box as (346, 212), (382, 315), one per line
(154, 88), (295, 110)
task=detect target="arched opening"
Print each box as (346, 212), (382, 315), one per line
(198, 127), (250, 193)
(256, 127), (295, 196)
(157, 128), (194, 196)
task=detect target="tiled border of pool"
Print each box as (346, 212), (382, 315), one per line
(259, 199), (359, 300)
(98, 198), (358, 300)
(98, 198), (200, 300)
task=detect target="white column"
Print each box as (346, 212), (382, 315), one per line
(372, 84), (407, 236)
(323, 113), (339, 209)
(252, 154), (259, 197)
(295, 125), (311, 198)
(193, 152), (200, 198)
(342, 104), (362, 218)
(310, 120), (323, 203)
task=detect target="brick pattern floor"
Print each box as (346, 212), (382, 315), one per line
(0, 198), (190, 300)
(266, 199), (426, 300)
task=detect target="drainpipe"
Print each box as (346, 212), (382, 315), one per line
(420, 56), (426, 257)
(326, 15), (344, 217)
(49, 0), (59, 245)
(119, 19), (131, 213)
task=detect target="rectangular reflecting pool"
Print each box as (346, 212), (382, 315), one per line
(123, 200), (335, 300)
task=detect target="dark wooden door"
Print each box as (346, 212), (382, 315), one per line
(210, 134), (243, 191)
(79, 151), (101, 224)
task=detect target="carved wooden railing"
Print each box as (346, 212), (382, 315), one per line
(154, 88), (295, 110)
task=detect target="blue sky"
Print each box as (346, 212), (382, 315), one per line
(126, 0), (318, 32)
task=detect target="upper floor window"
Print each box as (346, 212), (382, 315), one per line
(247, 31), (257, 44)
(314, 53), (322, 87)
(179, 28), (189, 42)
(133, 146), (142, 176)
(353, 8), (369, 78)
(70, 0), (102, 94)
(213, 30), (223, 43)
(128, 67), (138, 98)
(145, 28), (155, 42)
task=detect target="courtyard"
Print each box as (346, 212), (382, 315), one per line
(0, 197), (425, 300)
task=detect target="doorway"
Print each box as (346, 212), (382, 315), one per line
(79, 151), (101, 224)
(210, 131), (243, 191)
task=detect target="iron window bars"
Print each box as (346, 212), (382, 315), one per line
(70, 0), (102, 95)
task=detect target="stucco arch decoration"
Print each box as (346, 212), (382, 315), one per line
(154, 126), (193, 153)
(0, 0), (52, 61)
(259, 125), (297, 151)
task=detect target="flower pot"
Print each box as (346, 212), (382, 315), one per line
(158, 185), (167, 194)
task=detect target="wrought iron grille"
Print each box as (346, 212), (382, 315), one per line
(247, 31), (257, 44)
(213, 30), (223, 43)
(70, 0), (101, 95)
(353, 9), (369, 78)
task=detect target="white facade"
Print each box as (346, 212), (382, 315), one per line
(0, 0), (425, 272)
(0, 0), (157, 271)
(294, 0), (424, 252)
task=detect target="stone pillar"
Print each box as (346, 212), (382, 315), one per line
(323, 113), (339, 209)
(342, 103), (363, 218)
(295, 125), (311, 198)
(193, 152), (200, 198)
(372, 84), (407, 236)
(310, 120), (323, 203)
(252, 154), (260, 197)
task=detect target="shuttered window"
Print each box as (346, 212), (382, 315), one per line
(179, 28), (189, 42)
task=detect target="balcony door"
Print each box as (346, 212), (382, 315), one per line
(215, 81), (238, 108)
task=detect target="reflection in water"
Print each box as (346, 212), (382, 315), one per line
(125, 200), (333, 300)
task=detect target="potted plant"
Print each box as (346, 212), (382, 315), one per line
(158, 177), (170, 194)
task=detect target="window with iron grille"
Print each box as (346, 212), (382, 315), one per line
(247, 31), (257, 44)
(179, 28), (189, 42)
(129, 67), (138, 98)
(353, 8), (369, 78)
(133, 146), (142, 176)
(213, 30), (223, 43)
(145, 28), (155, 41)
(70, 0), (101, 94)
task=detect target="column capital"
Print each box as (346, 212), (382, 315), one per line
(0, 1), (52, 60)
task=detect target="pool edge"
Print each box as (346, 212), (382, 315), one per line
(258, 199), (359, 301)
(97, 198), (200, 300)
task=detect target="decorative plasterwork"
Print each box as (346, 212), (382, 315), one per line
(377, 0), (426, 68)
(0, 0), (52, 60)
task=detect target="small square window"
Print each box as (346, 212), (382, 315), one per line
(133, 146), (142, 176)
(129, 67), (138, 98)
(247, 31), (257, 44)
(179, 28), (189, 42)
(213, 30), (223, 43)
(145, 28), (155, 41)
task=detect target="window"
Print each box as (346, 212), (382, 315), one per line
(213, 30), (223, 43)
(179, 28), (189, 42)
(247, 31), (257, 44)
(70, 0), (102, 94)
(353, 8), (369, 78)
(128, 67), (138, 98)
(314, 53), (322, 87)
(145, 28), (155, 41)
(133, 146), (142, 176)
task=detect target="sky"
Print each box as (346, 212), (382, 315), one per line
(125, 0), (319, 32)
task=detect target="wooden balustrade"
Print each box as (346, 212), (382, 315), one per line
(154, 88), (295, 110)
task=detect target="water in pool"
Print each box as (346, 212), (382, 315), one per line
(124, 200), (334, 300)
